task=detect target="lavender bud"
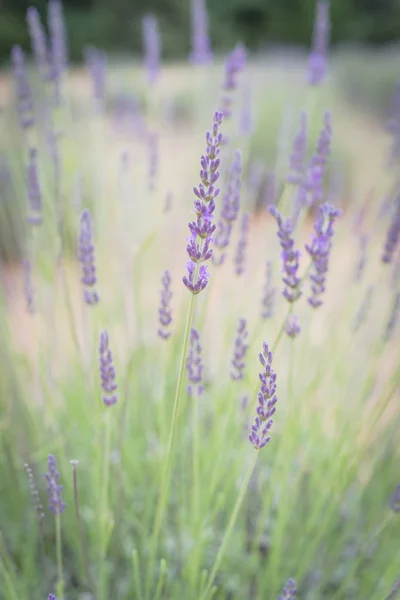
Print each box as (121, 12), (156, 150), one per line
(231, 319), (249, 380)
(278, 578), (297, 599)
(27, 148), (42, 226)
(307, 0), (330, 86)
(45, 454), (66, 514)
(23, 259), (35, 314)
(158, 270), (172, 340)
(269, 205), (302, 303)
(285, 314), (301, 339)
(384, 291), (400, 341)
(142, 15), (161, 86)
(183, 111), (223, 294)
(78, 210), (99, 306)
(11, 45), (34, 130)
(249, 341), (278, 450)
(48, 0), (68, 105)
(287, 112), (307, 185)
(305, 111), (332, 205)
(189, 0), (213, 65)
(262, 260), (275, 319)
(26, 7), (51, 82)
(305, 202), (341, 308)
(214, 150), (242, 265)
(84, 46), (107, 106)
(221, 44), (247, 119)
(187, 328), (204, 397)
(99, 330), (118, 406)
(382, 196), (400, 264)
(234, 212), (250, 276)
(25, 463), (45, 521)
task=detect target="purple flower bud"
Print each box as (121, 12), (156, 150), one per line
(382, 196), (400, 264)
(84, 46), (107, 105)
(26, 7), (51, 82)
(285, 314), (301, 339)
(278, 578), (297, 599)
(99, 330), (118, 406)
(214, 150), (242, 265)
(45, 454), (66, 515)
(158, 270), (172, 340)
(189, 0), (213, 65)
(234, 212), (250, 276)
(27, 148), (42, 226)
(78, 210), (99, 306)
(48, 594), (56, 600)
(262, 260), (275, 319)
(307, 0), (330, 86)
(305, 202), (341, 308)
(269, 206), (302, 303)
(287, 112), (307, 185)
(23, 259), (35, 314)
(231, 319), (249, 380)
(142, 15), (161, 85)
(304, 111), (332, 205)
(48, 0), (68, 105)
(187, 328), (204, 396)
(249, 342), (277, 450)
(221, 44), (247, 119)
(11, 45), (34, 130)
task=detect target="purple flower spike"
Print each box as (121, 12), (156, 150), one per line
(85, 46), (107, 105)
(249, 342), (278, 450)
(305, 111), (332, 205)
(262, 260), (275, 319)
(48, 0), (68, 105)
(221, 44), (247, 119)
(158, 270), (172, 340)
(11, 45), (34, 130)
(278, 578), (297, 599)
(307, 0), (330, 86)
(26, 7), (51, 82)
(231, 319), (249, 380)
(305, 202), (341, 308)
(78, 210), (99, 306)
(45, 455), (66, 515)
(285, 314), (301, 339)
(287, 112), (308, 185)
(235, 212), (250, 276)
(269, 206), (302, 303)
(48, 594), (56, 600)
(187, 328), (204, 397)
(183, 111), (224, 294)
(27, 148), (42, 226)
(214, 150), (242, 265)
(189, 0), (213, 65)
(382, 196), (400, 264)
(99, 330), (118, 406)
(142, 15), (161, 86)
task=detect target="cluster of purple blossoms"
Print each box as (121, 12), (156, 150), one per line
(189, 0), (213, 65)
(305, 202), (341, 308)
(187, 328), (204, 397)
(382, 195), (400, 264)
(262, 260), (275, 319)
(45, 454), (66, 514)
(221, 44), (247, 119)
(85, 46), (107, 106)
(99, 330), (118, 406)
(285, 314), (301, 339)
(307, 0), (330, 86)
(234, 212), (250, 276)
(26, 7), (51, 82)
(142, 15), (161, 86)
(249, 342), (278, 450)
(287, 112), (308, 186)
(23, 259), (35, 314)
(27, 148), (42, 226)
(183, 111), (223, 294)
(213, 150), (242, 265)
(11, 45), (34, 130)
(269, 205), (302, 303)
(158, 270), (172, 340)
(78, 210), (99, 306)
(305, 112), (332, 205)
(230, 318), (249, 380)
(48, 0), (68, 105)
(278, 578), (297, 600)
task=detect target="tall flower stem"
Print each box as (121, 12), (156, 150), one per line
(55, 513), (64, 600)
(201, 450), (259, 599)
(71, 461), (91, 586)
(145, 293), (196, 598)
(98, 411), (113, 600)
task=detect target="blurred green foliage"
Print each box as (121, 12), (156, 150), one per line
(2, 0), (400, 62)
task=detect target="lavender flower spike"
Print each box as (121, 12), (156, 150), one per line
(214, 149), (242, 265)
(48, 0), (68, 105)
(382, 195), (400, 264)
(249, 342), (278, 450)
(27, 148), (42, 225)
(183, 111), (223, 294)
(287, 112), (307, 185)
(78, 210), (99, 306)
(11, 45), (34, 130)
(221, 44), (247, 119)
(142, 15), (161, 85)
(305, 202), (341, 308)
(285, 314), (301, 339)
(231, 319), (249, 380)
(45, 455), (66, 514)
(262, 260), (275, 319)
(187, 328), (204, 397)
(158, 270), (172, 339)
(278, 578), (297, 599)
(235, 212), (250, 276)
(48, 595), (56, 600)
(307, 0), (330, 86)
(85, 46), (107, 106)
(99, 331), (118, 406)
(305, 111), (332, 205)
(269, 206), (302, 303)
(189, 0), (213, 65)
(26, 7), (50, 82)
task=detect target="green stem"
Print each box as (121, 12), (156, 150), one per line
(55, 513), (64, 600)
(201, 450), (259, 600)
(145, 293), (196, 598)
(99, 410), (112, 599)
(72, 461), (91, 586)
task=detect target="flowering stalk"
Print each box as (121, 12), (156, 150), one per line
(27, 148), (42, 226)
(142, 15), (161, 86)
(305, 111), (332, 206)
(158, 270), (172, 340)
(78, 210), (99, 306)
(261, 260), (275, 319)
(11, 45), (34, 131)
(187, 328), (204, 396)
(231, 319), (249, 380)
(249, 342), (278, 449)
(26, 7), (50, 83)
(269, 205), (302, 303)
(48, 0), (68, 105)
(45, 455), (66, 599)
(278, 578), (297, 599)
(307, 0), (330, 86)
(25, 464), (46, 574)
(234, 212), (250, 276)
(189, 0), (213, 65)
(287, 112), (308, 186)
(220, 44), (247, 120)
(85, 46), (107, 108)
(70, 460), (90, 585)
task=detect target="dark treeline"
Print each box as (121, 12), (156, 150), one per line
(1, 0), (400, 63)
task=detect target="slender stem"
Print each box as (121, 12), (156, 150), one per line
(132, 549), (143, 599)
(55, 513), (64, 600)
(201, 450), (259, 600)
(145, 293), (196, 598)
(99, 410), (112, 599)
(71, 461), (91, 586)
